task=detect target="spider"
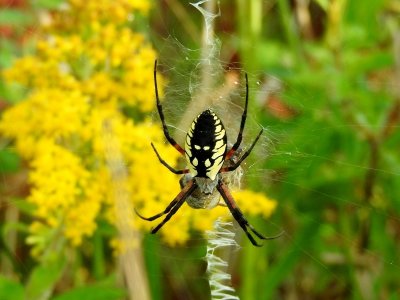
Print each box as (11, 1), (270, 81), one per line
(136, 60), (279, 246)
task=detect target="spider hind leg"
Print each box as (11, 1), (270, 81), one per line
(230, 208), (264, 247)
(135, 179), (197, 233)
(217, 180), (280, 247)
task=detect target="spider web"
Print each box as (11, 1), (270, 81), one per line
(147, 1), (400, 299)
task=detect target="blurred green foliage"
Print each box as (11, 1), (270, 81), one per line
(1, 0), (400, 299)
(234, 0), (400, 299)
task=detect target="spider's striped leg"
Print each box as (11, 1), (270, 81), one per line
(151, 143), (189, 175)
(154, 60), (185, 154)
(135, 180), (197, 224)
(220, 127), (263, 173)
(225, 73), (249, 160)
(151, 180), (197, 234)
(217, 180), (281, 247)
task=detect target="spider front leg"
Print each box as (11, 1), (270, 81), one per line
(217, 180), (279, 247)
(135, 179), (197, 234)
(220, 127), (263, 173)
(151, 143), (189, 175)
(225, 73), (249, 160)
(154, 60), (185, 154)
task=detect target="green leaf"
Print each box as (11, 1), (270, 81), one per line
(313, 0), (329, 10)
(30, 0), (65, 9)
(6, 198), (35, 215)
(0, 148), (20, 173)
(52, 285), (126, 300)
(143, 235), (163, 300)
(25, 255), (66, 300)
(0, 81), (28, 104)
(260, 219), (321, 299)
(0, 275), (24, 300)
(0, 9), (34, 27)
(0, 39), (18, 68)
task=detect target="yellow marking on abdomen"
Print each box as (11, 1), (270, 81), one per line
(214, 140), (224, 149)
(215, 129), (225, 140)
(212, 144), (226, 159)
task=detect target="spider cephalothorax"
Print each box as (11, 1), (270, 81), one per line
(136, 60), (280, 246)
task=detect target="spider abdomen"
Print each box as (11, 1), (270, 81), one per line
(184, 109), (227, 180)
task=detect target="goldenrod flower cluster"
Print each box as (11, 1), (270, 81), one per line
(0, 0), (277, 252)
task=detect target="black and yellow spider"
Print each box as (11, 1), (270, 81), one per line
(136, 61), (278, 246)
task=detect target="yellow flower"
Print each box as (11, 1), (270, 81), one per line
(0, 0), (277, 254)
(0, 89), (89, 158)
(27, 139), (96, 246)
(232, 190), (277, 218)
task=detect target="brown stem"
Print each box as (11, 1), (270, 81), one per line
(381, 100), (400, 138)
(358, 98), (400, 251)
(358, 136), (379, 251)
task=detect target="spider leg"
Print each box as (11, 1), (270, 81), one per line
(151, 143), (189, 175)
(154, 60), (185, 155)
(135, 180), (197, 233)
(217, 180), (279, 247)
(151, 180), (197, 233)
(225, 73), (249, 160)
(220, 127), (263, 173)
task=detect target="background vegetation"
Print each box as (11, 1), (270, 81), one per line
(1, 0), (399, 299)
